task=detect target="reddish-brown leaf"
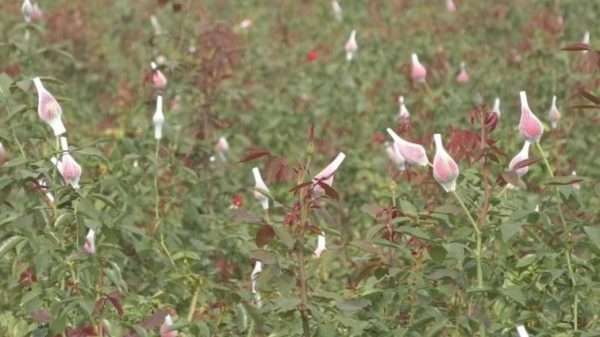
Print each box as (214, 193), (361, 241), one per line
(561, 43), (590, 51)
(579, 88), (600, 104)
(513, 158), (539, 170)
(317, 181), (339, 200)
(239, 149), (271, 163)
(256, 225), (275, 248)
(289, 181), (313, 193)
(107, 292), (124, 317)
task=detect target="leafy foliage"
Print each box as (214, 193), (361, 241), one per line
(0, 1), (599, 337)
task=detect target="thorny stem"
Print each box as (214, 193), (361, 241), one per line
(535, 141), (578, 330)
(452, 191), (483, 290)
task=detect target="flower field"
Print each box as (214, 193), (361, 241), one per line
(0, 0), (599, 336)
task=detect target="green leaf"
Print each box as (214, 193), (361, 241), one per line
(0, 235), (25, 259)
(584, 226), (600, 250)
(501, 286), (526, 306)
(500, 223), (522, 242)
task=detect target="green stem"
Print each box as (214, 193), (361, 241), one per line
(536, 141), (578, 330)
(535, 142), (554, 177)
(187, 283), (200, 323)
(152, 140), (161, 233)
(452, 191), (483, 289)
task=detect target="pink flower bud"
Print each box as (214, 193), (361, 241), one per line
(33, 77), (66, 136)
(508, 141), (531, 177)
(386, 128), (429, 166)
(518, 91), (543, 143)
(151, 63), (168, 90)
(385, 142), (406, 171)
(345, 30), (358, 61)
(446, 0), (457, 12)
(548, 95), (561, 129)
(31, 3), (43, 22)
(432, 133), (459, 192)
(83, 229), (96, 255)
(313, 152), (346, 194)
(397, 96), (410, 120)
(160, 315), (178, 337)
(456, 62), (469, 83)
(411, 53), (427, 83)
(215, 136), (229, 161)
(52, 151), (82, 190)
(252, 167), (270, 210)
(153, 96), (165, 140)
(239, 19), (253, 29)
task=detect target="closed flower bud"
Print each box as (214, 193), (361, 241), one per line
(548, 95), (561, 129)
(153, 96), (165, 140)
(397, 96), (410, 120)
(345, 30), (358, 61)
(83, 229), (96, 254)
(582, 31), (590, 53)
(251, 260), (263, 307)
(33, 77), (66, 136)
(215, 136), (229, 161)
(432, 133), (459, 192)
(332, 0), (343, 21)
(386, 128), (429, 166)
(252, 167), (270, 210)
(313, 152), (346, 195)
(151, 62), (168, 90)
(518, 91), (543, 143)
(22, 0), (33, 22)
(160, 315), (178, 337)
(52, 151), (82, 190)
(411, 53), (427, 83)
(508, 141), (531, 177)
(314, 233), (327, 257)
(446, 0), (457, 12)
(456, 62), (469, 83)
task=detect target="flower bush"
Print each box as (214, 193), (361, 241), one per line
(0, 1), (599, 336)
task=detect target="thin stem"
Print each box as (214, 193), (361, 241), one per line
(452, 191), (483, 289)
(296, 153), (312, 337)
(535, 142), (554, 177)
(187, 283), (200, 323)
(152, 139), (161, 233)
(536, 140), (578, 330)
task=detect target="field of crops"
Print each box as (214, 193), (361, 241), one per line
(0, 0), (599, 336)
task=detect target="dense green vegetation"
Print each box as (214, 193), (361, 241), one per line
(0, 0), (599, 336)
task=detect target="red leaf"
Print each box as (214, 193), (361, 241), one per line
(107, 292), (124, 317)
(317, 181), (339, 200)
(256, 225), (275, 248)
(239, 149), (271, 163)
(289, 181), (313, 193)
(561, 43), (591, 51)
(513, 158), (539, 171)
